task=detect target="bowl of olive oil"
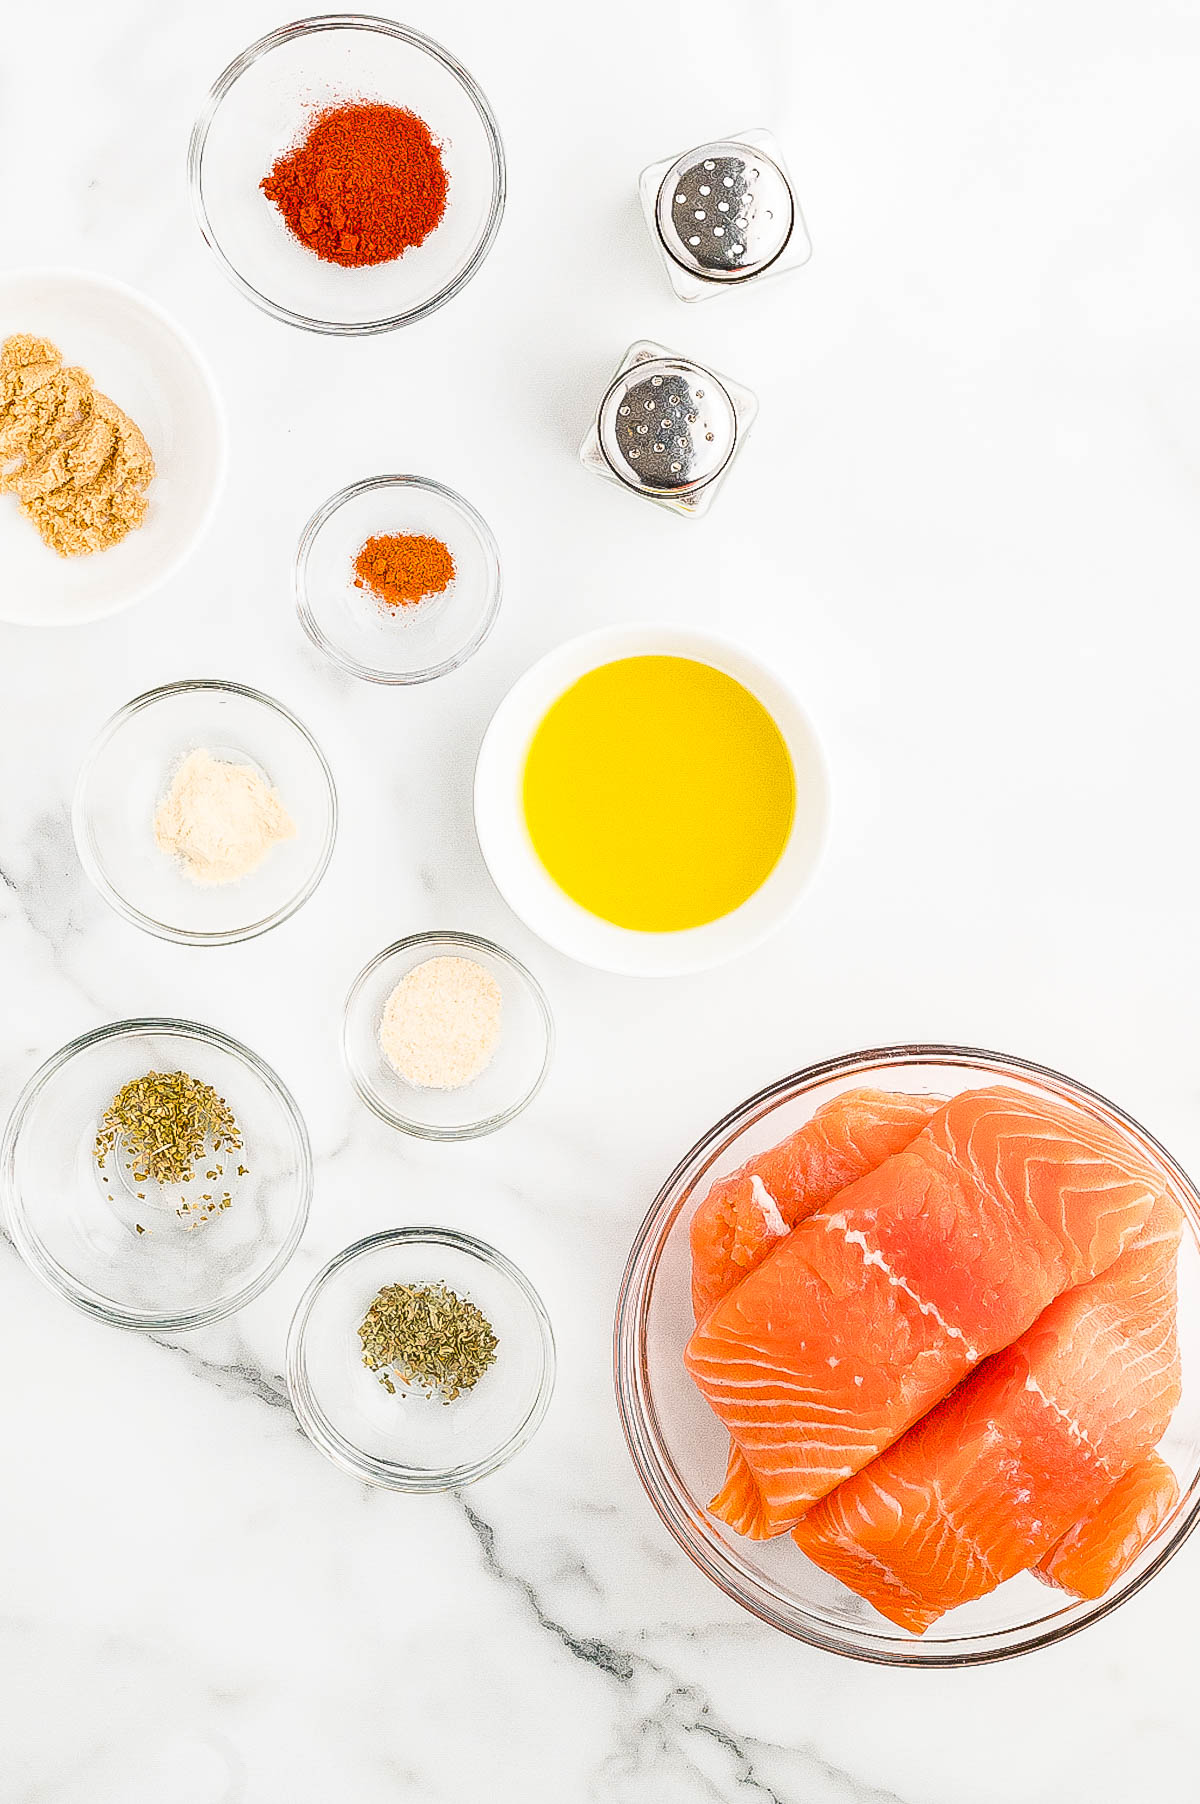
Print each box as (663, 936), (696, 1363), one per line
(474, 627), (829, 975)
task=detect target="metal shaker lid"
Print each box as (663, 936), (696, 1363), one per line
(596, 358), (738, 497)
(655, 141), (794, 282)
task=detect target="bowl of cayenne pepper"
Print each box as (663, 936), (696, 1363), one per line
(295, 475), (502, 684)
(188, 16), (506, 334)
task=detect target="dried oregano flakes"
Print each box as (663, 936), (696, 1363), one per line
(358, 1281), (498, 1403)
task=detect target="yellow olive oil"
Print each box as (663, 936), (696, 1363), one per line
(522, 655), (795, 932)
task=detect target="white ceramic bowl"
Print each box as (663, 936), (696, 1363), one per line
(474, 626), (830, 976)
(0, 269), (226, 626)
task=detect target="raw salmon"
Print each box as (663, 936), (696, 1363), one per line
(791, 1196), (1182, 1631)
(690, 1088), (942, 1322)
(685, 1086), (1168, 1535)
(690, 1087), (942, 1540)
(1036, 1450), (1180, 1601)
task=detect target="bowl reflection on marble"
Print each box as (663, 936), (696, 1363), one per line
(73, 679), (337, 946)
(1, 1019), (312, 1332)
(188, 16), (506, 335)
(614, 1045), (1200, 1666)
(287, 1227), (555, 1489)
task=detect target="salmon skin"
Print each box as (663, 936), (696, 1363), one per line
(690, 1088), (942, 1323)
(685, 1086), (1169, 1536)
(1036, 1450), (1180, 1601)
(689, 1087), (942, 1541)
(791, 1197), (1182, 1632)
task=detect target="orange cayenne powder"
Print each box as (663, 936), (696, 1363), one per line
(354, 534), (456, 609)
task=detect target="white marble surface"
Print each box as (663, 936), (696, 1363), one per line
(3, 1), (1200, 1798)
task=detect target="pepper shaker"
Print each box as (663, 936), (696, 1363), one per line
(639, 129), (812, 301)
(579, 340), (757, 519)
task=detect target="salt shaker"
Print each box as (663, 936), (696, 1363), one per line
(579, 340), (758, 519)
(639, 129), (812, 301)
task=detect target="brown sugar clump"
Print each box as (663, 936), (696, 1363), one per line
(0, 333), (155, 557)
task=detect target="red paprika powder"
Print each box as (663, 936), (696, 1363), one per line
(261, 101), (448, 268)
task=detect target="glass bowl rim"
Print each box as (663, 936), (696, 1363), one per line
(294, 474), (502, 684)
(1, 1015), (313, 1333)
(613, 1040), (1200, 1667)
(72, 676), (339, 947)
(187, 12), (507, 337)
(341, 930), (554, 1139)
(286, 1223), (557, 1488)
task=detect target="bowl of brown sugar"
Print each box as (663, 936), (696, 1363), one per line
(0, 269), (225, 625)
(295, 474), (501, 683)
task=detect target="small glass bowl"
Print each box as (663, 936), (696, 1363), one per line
(73, 679), (337, 946)
(188, 16), (506, 335)
(615, 1045), (1200, 1666)
(296, 476), (501, 684)
(287, 1227), (555, 1489)
(343, 932), (552, 1139)
(1, 1019), (312, 1332)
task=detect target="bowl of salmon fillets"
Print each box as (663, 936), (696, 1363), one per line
(615, 1048), (1200, 1664)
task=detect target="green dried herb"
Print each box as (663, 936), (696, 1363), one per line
(94, 1070), (245, 1222)
(358, 1281), (498, 1403)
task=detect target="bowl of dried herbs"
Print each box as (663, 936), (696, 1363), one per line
(286, 1226), (555, 1490)
(1, 1017), (312, 1331)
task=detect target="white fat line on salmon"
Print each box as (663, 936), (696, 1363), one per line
(827, 1217), (980, 1362)
(749, 1175), (789, 1240)
(1023, 1376), (1115, 1477)
(804, 1526), (931, 1611)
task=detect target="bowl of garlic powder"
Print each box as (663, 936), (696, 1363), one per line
(73, 678), (337, 944)
(342, 931), (553, 1139)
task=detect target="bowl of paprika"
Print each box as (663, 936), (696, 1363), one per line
(189, 16), (506, 335)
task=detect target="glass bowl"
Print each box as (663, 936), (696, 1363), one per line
(287, 1227), (555, 1488)
(189, 16), (505, 335)
(1, 1019), (312, 1332)
(73, 679), (337, 946)
(614, 1045), (1200, 1666)
(296, 476), (501, 683)
(343, 932), (552, 1139)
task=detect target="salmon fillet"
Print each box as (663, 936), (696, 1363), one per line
(691, 1087), (942, 1539)
(1036, 1450), (1180, 1601)
(791, 1196), (1182, 1631)
(684, 1086), (1168, 1535)
(690, 1088), (942, 1322)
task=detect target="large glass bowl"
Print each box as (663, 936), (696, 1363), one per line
(189, 16), (505, 335)
(614, 1046), (1200, 1666)
(1, 1019), (312, 1332)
